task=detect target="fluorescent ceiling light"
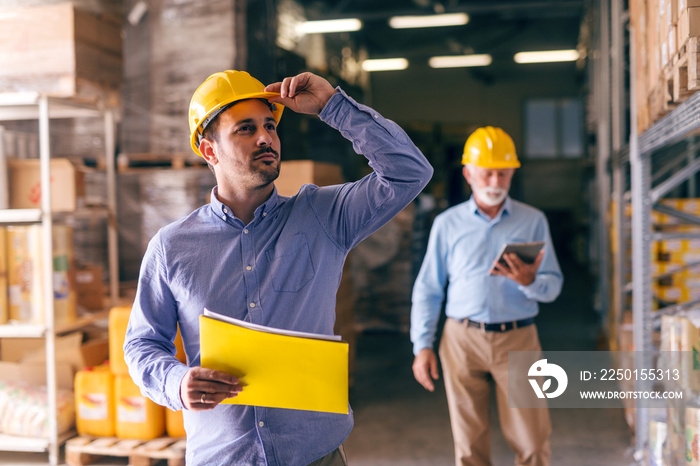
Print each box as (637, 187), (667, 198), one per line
(361, 58), (409, 72)
(429, 54), (492, 68)
(514, 49), (580, 64)
(297, 18), (362, 34)
(389, 13), (469, 29)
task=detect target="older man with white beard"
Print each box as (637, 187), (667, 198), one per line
(410, 127), (563, 466)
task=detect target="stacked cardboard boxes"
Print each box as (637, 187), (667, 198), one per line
(0, 2), (122, 100)
(659, 310), (700, 464)
(631, 0), (700, 132)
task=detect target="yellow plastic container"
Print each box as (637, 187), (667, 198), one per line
(109, 306), (132, 375)
(174, 324), (186, 363)
(165, 408), (186, 438)
(115, 374), (165, 439)
(74, 365), (115, 437)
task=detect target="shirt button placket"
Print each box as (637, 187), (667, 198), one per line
(241, 225), (261, 317)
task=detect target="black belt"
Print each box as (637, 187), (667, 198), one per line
(461, 317), (536, 332)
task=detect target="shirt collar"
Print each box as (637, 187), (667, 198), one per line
(209, 186), (282, 222)
(467, 195), (512, 221)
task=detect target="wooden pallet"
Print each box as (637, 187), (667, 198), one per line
(662, 37), (700, 107)
(65, 435), (186, 466)
(88, 153), (207, 171)
(116, 153), (208, 172)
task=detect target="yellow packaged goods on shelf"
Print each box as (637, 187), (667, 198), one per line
(165, 408), (186, 438)
(7, 225), (42, 323)
(75, 365), (115, 437)
(109, 306), (131, 375)
(6, 225), (76, 325)
(53, 224), (77, 326)
(114, 374), (165, 440)
(0, 227), (7, 324)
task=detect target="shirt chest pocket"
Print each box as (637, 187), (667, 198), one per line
(265, 234), (315, 292)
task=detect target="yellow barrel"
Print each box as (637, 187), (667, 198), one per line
(114, 374), (165, 439)
(74, 365), (115, 437)
(165, 408), (186, 438)
(109, 306), (132, 375)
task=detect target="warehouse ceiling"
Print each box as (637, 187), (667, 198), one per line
(293, 0), (586, 76)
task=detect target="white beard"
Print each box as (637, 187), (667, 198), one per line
(472, 186), (508, 207)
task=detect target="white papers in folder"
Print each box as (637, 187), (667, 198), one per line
(202, 309), (342, 341)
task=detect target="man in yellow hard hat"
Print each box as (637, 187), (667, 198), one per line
(123, 70), (432, 465)
(410, 127), (563, 466)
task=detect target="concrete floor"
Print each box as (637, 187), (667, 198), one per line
(343, 261), (637, 466)
(1, 263), (637, 465)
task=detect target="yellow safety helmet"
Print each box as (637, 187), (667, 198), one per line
(188, 70), (284, 157)
(461, 126), (520, 168)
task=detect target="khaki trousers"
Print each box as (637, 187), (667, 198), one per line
(439, 318), (551, 466)
(307, 445), (348, 466)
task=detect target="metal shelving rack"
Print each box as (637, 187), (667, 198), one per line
(0, 92), (118, 465)
(602, 0), (700, 460)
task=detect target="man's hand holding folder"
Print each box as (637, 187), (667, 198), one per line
(180, 366), (244, 411)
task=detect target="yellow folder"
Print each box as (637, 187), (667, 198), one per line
(199, 310), (349, 414)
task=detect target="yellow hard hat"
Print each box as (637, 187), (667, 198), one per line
(188, 70), (284, 157)
(461, 126), (520, 168)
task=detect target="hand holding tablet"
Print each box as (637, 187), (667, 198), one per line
(489, 241), (544, 276)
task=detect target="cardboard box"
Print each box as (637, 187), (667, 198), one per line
(680, 7), (700, 43)
(75, 265), (104, 311)
(0, 361), (73, 389)
(275, 161), (344, 197)
(0, 333), (108, 375)
(75, 265), (103, 293)
(8, 158), (84, 212)
(0, 3), (122, 97)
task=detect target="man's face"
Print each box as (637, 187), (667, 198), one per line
(207, 99), (282, 190)
(463, 164), (515, 207)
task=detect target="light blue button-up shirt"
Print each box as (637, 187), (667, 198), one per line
(123, 88), (432, 465)
(410, 196), (563, 355)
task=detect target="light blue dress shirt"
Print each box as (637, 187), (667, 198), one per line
(123, 88), (432, 466)
(410, 196), (563, 355)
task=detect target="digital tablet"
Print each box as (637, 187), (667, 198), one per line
(489, 241), (544, 273)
